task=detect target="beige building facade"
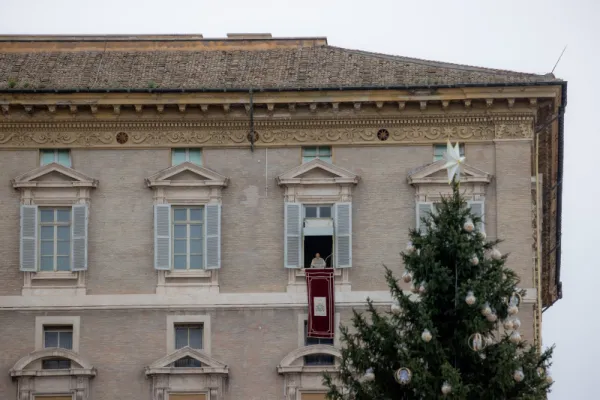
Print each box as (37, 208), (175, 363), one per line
(0, 35), (565, 400)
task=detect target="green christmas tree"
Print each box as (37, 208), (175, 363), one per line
(325, 182), (554, 400)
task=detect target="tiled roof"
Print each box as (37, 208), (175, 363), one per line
(0, 37), (561, 91)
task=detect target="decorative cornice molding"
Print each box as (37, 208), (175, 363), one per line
(407, 160), (492, 185)
(0, 114), (533, 148)
(12, 162), (99, 188)
(10, 348), (95, 374)
(278, 345), (341, 374)
(277, 158), (359, 186)
(145, 162), (229, 188)
(145, 346), (228, 376)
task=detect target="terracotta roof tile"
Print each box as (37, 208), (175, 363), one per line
(0, 42), (561, 91)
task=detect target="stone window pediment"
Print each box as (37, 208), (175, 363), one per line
(10, 348), (96, 399)
(145, 162), (229, 189)
(277, 345), (341, 400)
(146, 347), (228, 400)
(12, 163), (98, 296)
(277, 158), (359, 190)
(147, 163), (229, 295)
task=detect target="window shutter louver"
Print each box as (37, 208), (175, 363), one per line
(416, 202), (434, 233)
(20, 205), (38, 272)
(334, 202), (352, 268)
(205, 204), (221, 269)
(71, 204), (89, 271)
(468, 200), (485, 233)
(284, 202), (302, 268)
(154, 204), (171, 270)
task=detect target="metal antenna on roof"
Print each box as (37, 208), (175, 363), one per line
(551, 45), (567, 74)
(248, 89), (256, 152)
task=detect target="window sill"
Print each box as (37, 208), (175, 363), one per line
(295, 268), (342, 277)
(166, 270), (213, 279)
(31, 271), (79, 280)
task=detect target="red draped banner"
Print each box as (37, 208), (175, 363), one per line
(305, 269), (335, 339)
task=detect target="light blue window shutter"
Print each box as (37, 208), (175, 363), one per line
(71, 204), (88, 271)
(468, 200), (485, 233)
(205, 204), (221, 269)
(20, 205), (38, 272)
(334, 202), (352, 268)
(284, 202), (302, 268)
(416, 202), (434, 233)
(154, 204), (171, 270)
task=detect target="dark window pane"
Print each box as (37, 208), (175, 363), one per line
(305, 354), (335, 365)
(305, 207), (317, 218)
(44, 331), (58, 348)
(189, 328), (203, 349)
(42, 359), (71, 369)
(60, 331), (73, 350)
(319, 207), (331, 218)
(174, 356), (201, 368)
(175, 327), (188, 349)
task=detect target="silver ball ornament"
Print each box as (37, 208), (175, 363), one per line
(471, 255), (479, 266)
(441, 381), (452, 395)
(391, 303), (402, 314)
(512, 318), (521, 329)
(481, 302), (492, 316)
(418, 282), (426, 294)
(401, 271), (412, 283)
(464, 220), (475, 232)
(479, 231), (487, 241)
(363, 368), (375, 382)
(508, 305), (519, 315)
(509, 330), (522, 344)
(503, 319), (514, 331)
(486, 312), (498, 322)
(406, 241), (415, 254)
(421, 329), (432, 343)
(491, 248), (502, 260)
(513, 368), (525, 382)
(465, 291), (476, 306)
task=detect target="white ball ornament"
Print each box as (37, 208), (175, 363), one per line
(479, 231), (487, 241)
(491, 248), (502, 260)
(509, 330), (522, 344)
(406, 241), (415, 254)
(402, 271), (413, 283)
(512, 318), (521, 329)
(513, 368), (525, 382)
(481, 302), (492, 316)
(421, 329), (432, 343)
(546, 373), (553, 384)
(503, 319), (514, 331)
(363, 368), (375, 382)
(391, 303), (402, 314)
(508, 305), (519, 315)
(464, 220), (475, 233)
(486, 312), (498, 322)
(418, 282), (427, 294)
(441, 382), (452, 395)
(471, 255), (479, 266)
(465, 291), (476, 306)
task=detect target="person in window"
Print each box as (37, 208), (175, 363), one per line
(310, 253), (326, 269)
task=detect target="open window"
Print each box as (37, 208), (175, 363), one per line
(278, 159), (358, 292)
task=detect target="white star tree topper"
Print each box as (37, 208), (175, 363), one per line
(443, 140), (466, 184)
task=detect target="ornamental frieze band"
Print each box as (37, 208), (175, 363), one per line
(0, 116), (533, 148)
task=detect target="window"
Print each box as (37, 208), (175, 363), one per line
(174, 324), (203, 367)
(168, 395), (207, 400)
(44, 325), (73, 349)
(42, 325), (73, 370)
(40, 149), (71, 167)
(302, 146), (332, 163)
(172, 148), (202, 166)
(173, 207), (204, 270)
(304, 321), (334, 365)
(39, 208), (71, 271)
(433, 144), (464, 161)
(304, 205), (332, 219)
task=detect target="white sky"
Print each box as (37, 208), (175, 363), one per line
(1, 0), (598, 398)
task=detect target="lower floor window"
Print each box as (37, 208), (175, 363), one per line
(41, 358), (71, 370)
(168, 394), (207, 400)
(304, 321), (334, 365)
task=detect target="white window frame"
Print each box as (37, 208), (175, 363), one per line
(38, 207), (72, 272)
(35, 316), (81, 352)
(43, 325), (74, 350)
(172, 206), (205, 271)
(174, 323), (204, 350)
(171, 148), (202, 166)
(167, 315), (211, 355)
(303, 204), (333, 219)
(40, 149), (72, 167)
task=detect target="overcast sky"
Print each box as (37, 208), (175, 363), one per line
(1, 0), (598, 398)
